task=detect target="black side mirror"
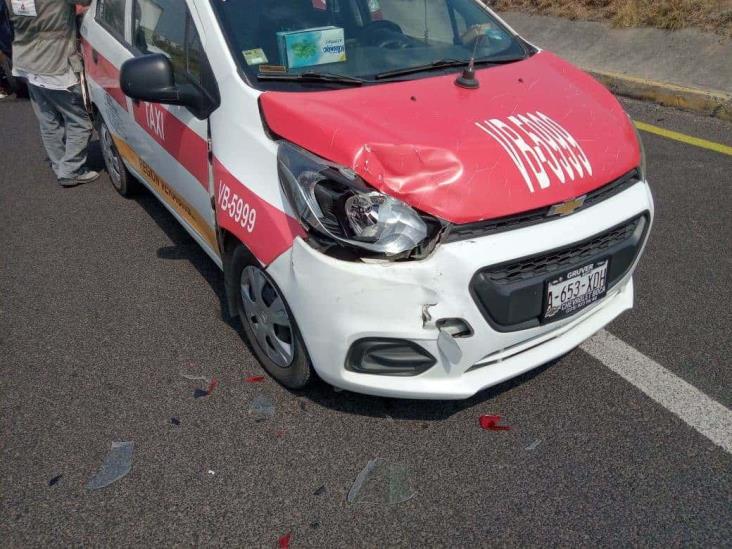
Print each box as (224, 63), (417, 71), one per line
(120, 54), (217, 120)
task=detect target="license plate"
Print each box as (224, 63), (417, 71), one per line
(544, 259), (608, 321)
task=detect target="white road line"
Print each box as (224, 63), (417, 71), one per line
(581, 330), (732, 454)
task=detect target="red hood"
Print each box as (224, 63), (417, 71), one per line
(260, 52), (640, 224)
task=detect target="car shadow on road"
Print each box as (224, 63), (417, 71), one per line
(129, 184), (233, 325)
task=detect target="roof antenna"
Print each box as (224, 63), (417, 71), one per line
(455, 30), (485, 89)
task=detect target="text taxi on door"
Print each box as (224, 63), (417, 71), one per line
(81, 0), (653, 399)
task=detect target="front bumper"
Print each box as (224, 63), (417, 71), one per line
(267, 181), (654, 399)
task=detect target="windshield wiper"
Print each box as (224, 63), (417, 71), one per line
(374, 56), (526, 80)
(257, 70), (365, 86)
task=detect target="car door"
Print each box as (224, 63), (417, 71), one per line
(82, 0), (135, 154)
(126, 0), (218, 258)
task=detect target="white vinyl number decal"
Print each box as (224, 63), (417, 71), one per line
(219, 182), (257, 233)
(475, 111), (593, 193)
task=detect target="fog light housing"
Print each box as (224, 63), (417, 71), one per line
(346, 338), (436, 376)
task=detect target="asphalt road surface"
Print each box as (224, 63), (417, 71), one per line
(1, 95), (730, 546)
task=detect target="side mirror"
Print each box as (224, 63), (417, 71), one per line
(120, 54), (216, 119)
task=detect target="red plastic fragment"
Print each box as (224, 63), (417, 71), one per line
(278, 533), (291, 549)
(206, 377), (219, 396)
(245, 375), (266, 383)
(479, 415), (510, 431)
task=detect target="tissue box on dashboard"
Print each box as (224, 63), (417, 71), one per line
(277, 27), (346, 69)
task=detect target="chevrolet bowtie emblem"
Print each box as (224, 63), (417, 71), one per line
(548, 195), (587, 217)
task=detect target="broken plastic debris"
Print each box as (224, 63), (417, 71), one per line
(48, 474), (62, 487)
(244, 375), (266, 383)
(347, 458), (416, 505)
(313, 485), (326, 496)
(194, 377), (219, 399)
(421, 303), (437, 326)
(249, 395), (275, 421)
(479, 415), (511, 431)
(180, 373), (210, 383)
(437, 327), (462, 364)
(525, 439), (542, 450)
(86, 441), (134, 490)
(171, 417), (181, 426)
(181, 372), (218, 398)
(278, 532), (291, 549)
(207, 469), (215, 476)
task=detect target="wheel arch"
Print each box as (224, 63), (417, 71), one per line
(221, 229), (259, 318)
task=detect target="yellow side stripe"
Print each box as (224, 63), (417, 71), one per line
(634, 121), (732, 156)
(113, 136), (219, 251)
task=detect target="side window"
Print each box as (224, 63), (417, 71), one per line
(97, 0), (126, 39)
(132, 0), (207, 86)
(185, 17), (205, 86)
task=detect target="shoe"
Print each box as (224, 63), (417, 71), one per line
(58, 170), (101, 187)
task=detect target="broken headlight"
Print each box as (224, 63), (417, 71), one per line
(277, 141), (433, 258)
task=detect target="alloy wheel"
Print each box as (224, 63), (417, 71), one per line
(240, 266), (294, 368)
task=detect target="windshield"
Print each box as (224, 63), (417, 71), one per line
(210, 0), (529, 88)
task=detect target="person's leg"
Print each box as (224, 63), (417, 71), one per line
(27, 84), (66, 177)
(54, 84), (95, 181)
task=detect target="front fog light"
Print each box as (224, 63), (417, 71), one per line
(346, 338), (436, 376)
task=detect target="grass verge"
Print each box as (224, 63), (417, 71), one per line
(488, 0), (732, 37)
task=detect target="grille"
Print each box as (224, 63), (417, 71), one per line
(446, 170), (639, 242)
(485, 217), (642, 286)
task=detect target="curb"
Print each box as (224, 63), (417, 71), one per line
(587, 69), (732, 122)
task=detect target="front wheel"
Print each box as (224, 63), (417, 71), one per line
(233, 245), (314, 389)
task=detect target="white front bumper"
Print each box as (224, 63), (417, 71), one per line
(267, 181), (654, 399)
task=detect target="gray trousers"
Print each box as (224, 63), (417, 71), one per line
(28, 83), (93, 180)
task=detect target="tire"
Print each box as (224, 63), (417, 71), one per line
(232, 244), (314, 389)
(98, 119), (139, 196)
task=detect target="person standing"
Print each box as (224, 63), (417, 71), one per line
(6, 0), (98, 187)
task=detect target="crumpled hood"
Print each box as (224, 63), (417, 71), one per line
(260, 52), (640, 224)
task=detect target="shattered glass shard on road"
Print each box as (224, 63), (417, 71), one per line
(347, 458), (416, 505)
(86, 441), (134, 490)
(249, 395), (276, 421)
